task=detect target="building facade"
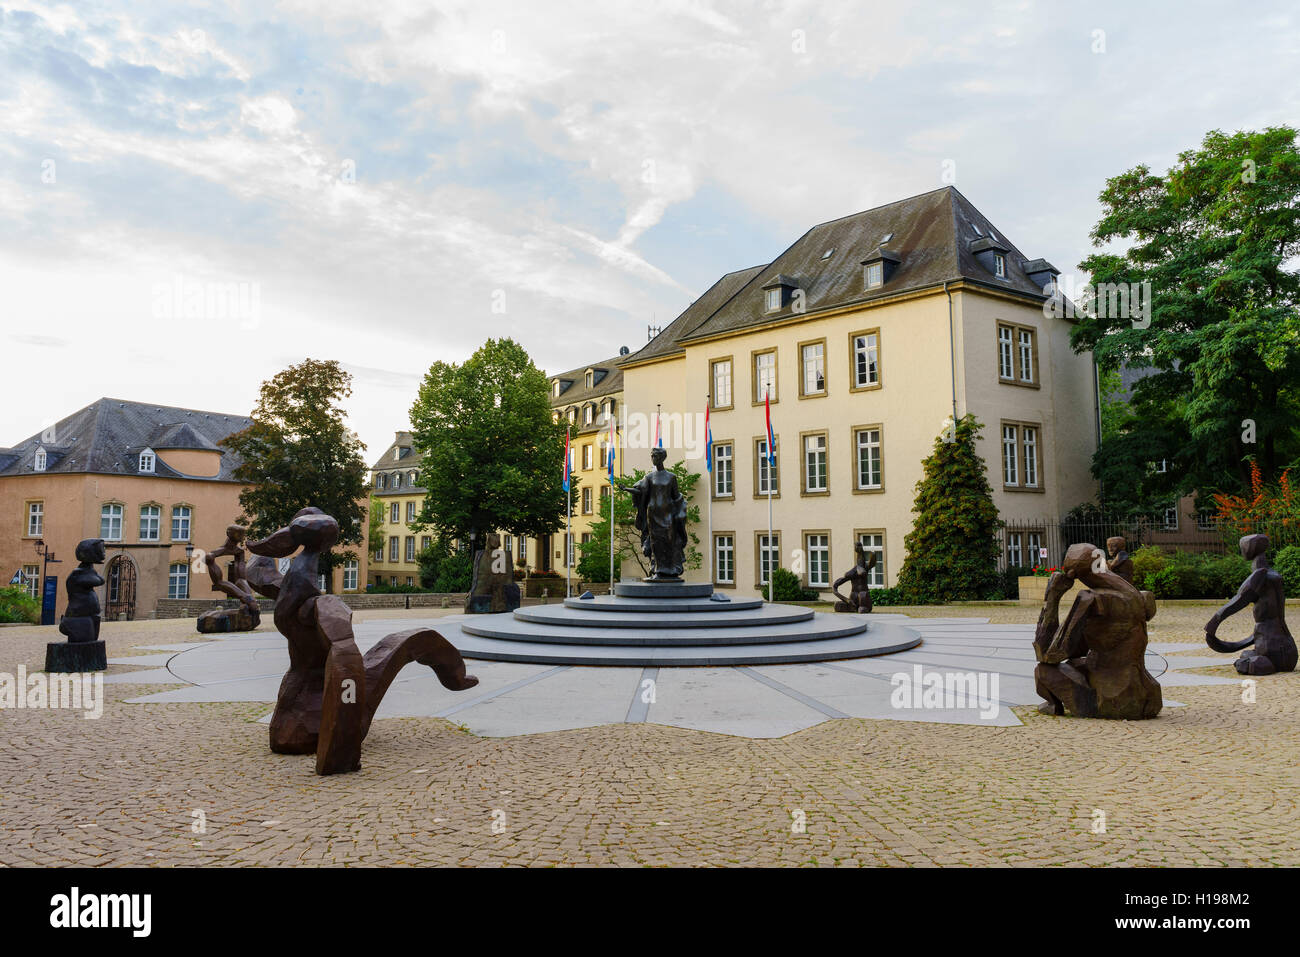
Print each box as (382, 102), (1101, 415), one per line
(618, 187), (1099, 597)
(1, 399), (367, 621)
(368, 431), (430, 588)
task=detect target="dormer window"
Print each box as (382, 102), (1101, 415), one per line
(393, 472), (402, 490)
(393, 447), (402, 460)
(553, 380), (562, 398)
(765, 288), (781, 312)
(567, 408), (576, 424)
(584, 405), (594, 425)
(376, 473), (387, 490)
(860, 247), (900, 290)
(994, 254), (1006, 278)
(585, 370), (594, 389)
(865, 262), (884, 289)
(762, 275), (797, 313)
(33, 448), (47, 472)
(138, 449), (156, 473)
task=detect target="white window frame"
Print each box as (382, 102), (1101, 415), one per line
(754, 352), (777, 403)
(806, 534), (830, 588)
(1023, 427), (1039, 488)
(27, 502), (43, 537)
(865, 262), (883, 289)
(714, 534), (735, 585)
(757, 438), (778, 495)
(765, 287), (782, 312)
(1006, 532), (1023, 568)
(998, 326), (1014, 380)
(712, 359), (732, 408)
(22, 565), (40, 600)
(389, 536), (400, 562)
(138, 449), (156, 474)
(801, 342), (825, 396)
(33, 449), (46, 472)
(1002, 426), (1019, 487)
(758, 533), (780, 586)
(714, 443), (733, 497)
(804, 434), (827, 493)
(101, 503), (123, 541)
(855, 428), (882, 490)
(168, 562), (189, 600)
(405, 536), (416, 562)
(139, 504), (161, 541)
(853, 333), (879, 388)
(406, 501), (416, 523)
(1018, 330), (1034, 383)
(994, 253), (1006, 278)
(390, 502), (400, 523)
(857, 533), (885, 587)
(171, 505), (191, 541)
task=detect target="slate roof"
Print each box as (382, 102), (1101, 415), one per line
(370, 431), (426, 472)
(621, 187), (1057, 359)
(619, 264), (767, 366)
(548, 356), (628, 438)
(0, 398), (252, 481)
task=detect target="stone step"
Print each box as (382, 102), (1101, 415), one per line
(563, 595), (766, 613)
(515, 603), (813, 630)
(460, 613), (868, 647)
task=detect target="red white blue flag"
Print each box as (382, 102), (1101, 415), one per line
(764, 390), (776, 464)
(607, 414), (616, 478)
(705, 401), (713, 473)
(562, 427), (571, 492)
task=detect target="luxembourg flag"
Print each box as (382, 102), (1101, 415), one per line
(607, 414), (616, 478)
(704, 400), (713, 473)
(764, 390), (776, 464)
(654, 409), (663, 449)
(562, 427), (571, 492)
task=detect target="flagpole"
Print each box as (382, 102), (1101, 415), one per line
(609, 409), (617, 591)
(566, 425), (572, 599)
(706, 393), (713, 589)
(766, 388), (773, 604)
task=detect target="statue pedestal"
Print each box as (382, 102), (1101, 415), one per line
(197, 607), (259, 633)
(614, 580), (713, 599)
(45, 641), (107, 673)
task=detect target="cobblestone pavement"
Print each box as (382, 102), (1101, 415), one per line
(1, 605), (1295, 867)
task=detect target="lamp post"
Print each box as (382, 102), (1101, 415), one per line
(33, 538), (62, 625)
(184, 542), (195, 600)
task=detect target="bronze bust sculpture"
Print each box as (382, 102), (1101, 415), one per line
(615, 447), (687, 580)
(1033, 542), (1162, 720)
(832, 541), (877, 613)
(1205, 533), (1297, 675)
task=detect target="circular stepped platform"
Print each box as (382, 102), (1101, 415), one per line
(455, 581), (921, 666)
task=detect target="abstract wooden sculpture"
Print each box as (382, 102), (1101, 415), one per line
(246, 507), (478, 775)
(1033, 542), (1162, 720)
(1205, 533), (1297, 675)
(198, 524), (262, 632)
(832, 541), (877, 613)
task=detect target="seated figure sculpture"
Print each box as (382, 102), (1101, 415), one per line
(46, 538), (110, 673)
(832, 541), (877, 613)
(1204, 533), (1297, 675)
(245, 507), (478, 775)
(1106, 535), (1133, 584)
(1033, 542), (1162, 720)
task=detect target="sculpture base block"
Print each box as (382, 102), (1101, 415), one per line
(45, 641), (108, 673)
(465, 595), (493, 614)
(197, 607), (259, 634)
(614, 580), (713, 599)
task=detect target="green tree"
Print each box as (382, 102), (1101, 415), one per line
(578, 462), (702, 581)
(222, 358), (368, 588)
(896, 415), (1001, 602)
(367, 496), (386, 557)
(408, 338), (574, 543)
(1072, 127), (1300, 508)
(416, 536), (473, 592)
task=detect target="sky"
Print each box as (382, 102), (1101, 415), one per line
(2, 0), (1298, 461)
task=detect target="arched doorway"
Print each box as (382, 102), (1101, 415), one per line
(105, 555), (137, 621)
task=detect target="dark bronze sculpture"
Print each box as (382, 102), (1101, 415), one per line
(1105, 535), (1133, 584)
(1033, 542), (1162, 720)
(614, 446), (687, 580)
(466, 532), (520, 613)
(45, 539), (109, 672)
(832, 541), (877, 613)
(198, 524), (262, 632)
(1205, 533), (1297, 675)
(246, 508), (478, 775)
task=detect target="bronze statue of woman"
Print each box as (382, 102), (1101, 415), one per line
(615, 447), (688, 580)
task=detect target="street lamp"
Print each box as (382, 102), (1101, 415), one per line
(32, 538), (61, 625)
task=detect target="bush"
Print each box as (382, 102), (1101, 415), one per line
(1273, 545), (1300, 597)
(1129, 545), (1168, 591)
(1128, 546), (1249, 598)
(0, 586), (40, 624)
(767, 567), (818, 602)
(416, 537), (473, 592)
(868, 585), (935, 606)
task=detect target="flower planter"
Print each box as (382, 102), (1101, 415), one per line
(1017, 575), (1083, 607)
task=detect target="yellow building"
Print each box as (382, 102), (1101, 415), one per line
(368, 431), (431, 588)
(0, 398), (364, 621)
(618, 186), (1099, 597)
(516, 358), (625, 581)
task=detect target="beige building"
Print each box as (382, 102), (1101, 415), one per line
(0, 398), (365, 621)
(521, 357), (625, 580)
(618, 186), (1098, 597)
(368, 431), (431, 587)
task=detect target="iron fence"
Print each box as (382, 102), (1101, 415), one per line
(998, 510), (1300, 572)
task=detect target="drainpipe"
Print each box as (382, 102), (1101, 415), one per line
(1093, 357), (1104, 504)
(944, 281), (959, 426)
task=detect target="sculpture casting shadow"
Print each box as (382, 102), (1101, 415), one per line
(1205, 533), (1297, 675)
(832, 541), (877, 613)
(246, 507), (478, 775)
(1033, 542), (1162, 720)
